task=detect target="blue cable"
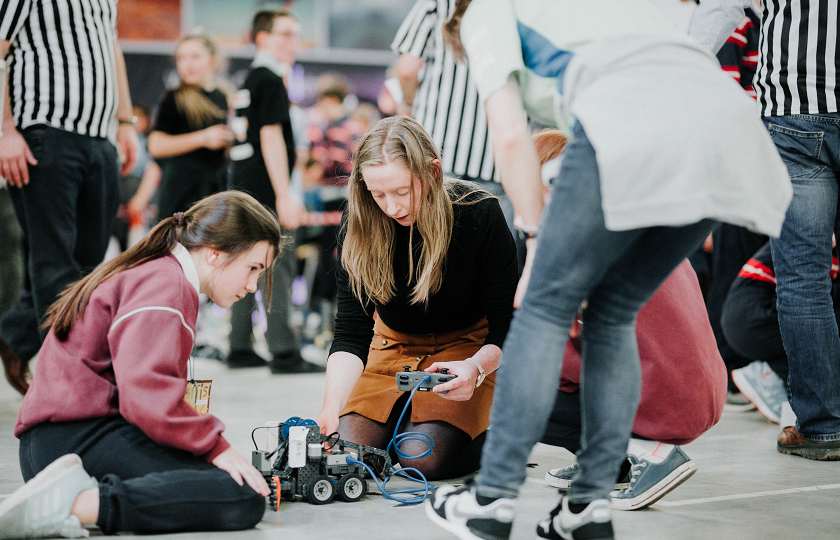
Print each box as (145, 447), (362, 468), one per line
(387, 375), (435, 461)
(346, 374), (435, 505)
(347, 456), (432, 505)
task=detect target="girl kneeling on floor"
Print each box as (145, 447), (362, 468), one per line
(0, 191), (283, 538)
(314, 116), (518, 480)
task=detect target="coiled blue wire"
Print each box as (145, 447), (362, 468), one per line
(348, 375), (437, 504)
(387, 375), (435, 460)
(346, 456), (433, 505)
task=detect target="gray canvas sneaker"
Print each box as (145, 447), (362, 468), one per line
(545, 459), (631, 490)
(610, 447), (697, 510)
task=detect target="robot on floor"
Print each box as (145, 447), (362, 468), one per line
(252, 419), (393, 506)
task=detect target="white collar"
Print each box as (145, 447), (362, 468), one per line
(172, 243), (200, 295)
(251, 51), (289, 78)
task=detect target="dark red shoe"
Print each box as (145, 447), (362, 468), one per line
(0, 337), (29, 395)
(777, 426), (840, 461)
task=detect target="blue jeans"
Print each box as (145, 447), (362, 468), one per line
(766, 113), (840, 441)
(475, 123), (716, 503)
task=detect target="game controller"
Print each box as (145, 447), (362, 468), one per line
(396, 366), (456, 394)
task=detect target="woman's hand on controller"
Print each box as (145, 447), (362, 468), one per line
(212, 447), (270, 496)
(424, 361), (477, 401)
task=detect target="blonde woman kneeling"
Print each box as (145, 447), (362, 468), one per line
(315, 116), (518, 480)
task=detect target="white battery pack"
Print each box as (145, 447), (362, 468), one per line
(288, 426), (309, 468)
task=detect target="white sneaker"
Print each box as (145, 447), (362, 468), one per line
(0, 454), (97, 539)
(732, 361), (786, 423)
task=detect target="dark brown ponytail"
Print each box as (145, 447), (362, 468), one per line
(45, 191), (285, 340)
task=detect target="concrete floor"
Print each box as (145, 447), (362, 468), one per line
(2, 354), (839, 540)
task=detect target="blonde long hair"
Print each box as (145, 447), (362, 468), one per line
(172, 33), (227, 130)
(343, 116), (492, 307)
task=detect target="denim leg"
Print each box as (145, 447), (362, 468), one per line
(767, 113), (840, 440)
(475, 123), (716, 501)
(475, 124), (620, 499)
(570, 220), (716, 502)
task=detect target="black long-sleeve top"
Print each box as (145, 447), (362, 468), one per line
(330, 190), (519, 365)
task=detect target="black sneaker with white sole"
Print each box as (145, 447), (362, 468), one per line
(537, 497), (613, 540)
(425, 484), (515, 540)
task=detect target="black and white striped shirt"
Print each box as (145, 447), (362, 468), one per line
(392, 0), (498, 182)
(0, 0), (118, 138)
(755, 0), (839, 117)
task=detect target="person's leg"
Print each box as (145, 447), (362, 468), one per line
(227, 291), (266, 367)
(19, 417), (264, 534)
(268, 236), (325, 372)
(337, 412), (395, 451)
(541, 389), (583, 453)
(474, 124), (646, 501)
(571, 220), (715, 503)
(722, 281), (788, 381)
(768, 113), (840, 443)
(0, 187), (24, 316)
(474, 123), (715, 502)
(706, 224), (767, 375)
(266, 238), (300, 357)
(75, 137), (119, 272)
(398, 420), (475, 480)
(0, 128), (93, 365)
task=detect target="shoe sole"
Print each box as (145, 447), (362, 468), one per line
(731, 370), (781, 423)
(544, 473), (628, 491)
(610, 461), (697, 511)
(425, 500), (506, 540)
(0, 454), (84, 537)
(777, 442), (840, 461)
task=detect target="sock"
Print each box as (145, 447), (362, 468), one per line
(780, 400), (797, 429)
(627, 438), (674, 464)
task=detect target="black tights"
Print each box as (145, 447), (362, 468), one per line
(337, 394), (485, 481)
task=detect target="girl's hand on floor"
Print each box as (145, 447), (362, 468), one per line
(212, 447), (270, 496)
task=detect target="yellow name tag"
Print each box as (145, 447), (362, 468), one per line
(184, 380), (212, 415)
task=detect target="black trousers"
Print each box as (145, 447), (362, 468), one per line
(540, 389), (647, 454)
(19, 417), (265, 534)
(721, 279), (790, 384)
(0, 126), (118, 363)
(706, 224), (767, 375)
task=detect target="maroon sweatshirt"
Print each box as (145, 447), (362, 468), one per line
(15, 250), (230, 462)
(560, 260), (727, 445)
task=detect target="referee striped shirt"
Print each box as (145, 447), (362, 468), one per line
(392, 0), (498, 182)
(755, 0), (839, 117)
(0, 0), (118, 139)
